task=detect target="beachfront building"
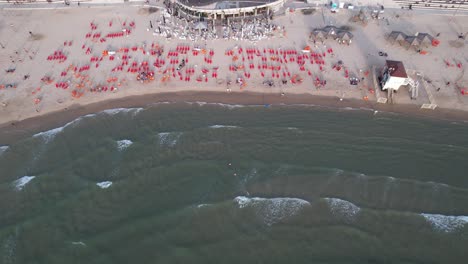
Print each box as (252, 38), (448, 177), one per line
(379, 60), (408, 91)
(171, 0), (285, 20)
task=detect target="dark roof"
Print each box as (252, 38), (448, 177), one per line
(389, 31), (407, 41)
(386, 60), (407, 78)
(337, 31), (353, 39)
(311, 29), (326, 36)
(323, 26), (338, 35)
(405, 36), (421, 46)
(416, 33), (434, 43)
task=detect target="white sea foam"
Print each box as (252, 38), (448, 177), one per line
(116, 139), (133, 151)
(158, 132), (181, 147)
(342, 107), (375, 112)
(342, 107), (359, 111)
(359, 107), (375, 112)
(209, 125), (239, 129)
(101, 107), (143, 116)
(0, 145), (9, 156)
(334, 168), (456, 192)
(12, 176), (36, 191)
(2, 234), (17, 263)
(32, 114), (96, 142)
(187, 101), (247, 109)
(71, 241), (87, 246)
(324, 198), (361, 221)
(234, 196), (310, 226)
(277, 103), (321, 109)
(421, 213), (468, 232)
(33, 127), (65, 143)
(197, 204), (211, 208)
(32, 108), (144, 143)
(149, 101), (171, 106)
(96, 181), (113, 189)
(213, 103), (245, 109)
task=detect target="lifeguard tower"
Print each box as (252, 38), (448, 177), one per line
(379, 60), (419, 103)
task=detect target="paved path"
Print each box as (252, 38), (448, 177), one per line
(1, 0), (468, 16)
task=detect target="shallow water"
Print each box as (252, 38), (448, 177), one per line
(0, 103), (467, 263)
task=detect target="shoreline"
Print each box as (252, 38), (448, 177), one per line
(1, 90), (467, 144)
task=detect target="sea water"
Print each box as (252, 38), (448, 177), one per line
(0, 103), (467, 263)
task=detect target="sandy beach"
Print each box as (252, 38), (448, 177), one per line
(0, 2), (467, 140)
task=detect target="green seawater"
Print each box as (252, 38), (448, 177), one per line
(0, 103), (467, 263)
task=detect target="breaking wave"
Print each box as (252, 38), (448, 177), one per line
(116, 139), (133, 151)
(331, 168), (461, 194)
(421, 213), (468, 232)
(158, 132), (181, 147)
(12, 176), (36, 191)
(33, 127), (64, 143)
(209, 125), (239, 129)
(96, 181), (113, 189)
(101, 107), (143, 116)
(234, 196), (310, 226)
(324, 197), (361, 221)
(71, 241), (87, 246)
(187, 101), (248, 109)
(32, 107), (144, 143)
(0, 145), (9, 156)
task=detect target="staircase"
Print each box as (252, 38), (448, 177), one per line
(405, 78), (419, 99)
(393, 0), (468, 12)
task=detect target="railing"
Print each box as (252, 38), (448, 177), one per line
(173, 0), (285, 15)
(393, 0), (468, 11)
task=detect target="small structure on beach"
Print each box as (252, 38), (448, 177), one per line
(350, 9), (369, 26)
(310, 26), (353, 45)
(388, 31), (407, 45)
(379, 60), (408, 91)
(336, 31), (353, 45)
(322, 26), (339, 38)
(405, 36), (421, 50)
(387, 31), (436, 51)
(416, 33), (434, 48)
(310, 29), (326, 42)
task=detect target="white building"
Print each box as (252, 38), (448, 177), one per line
(380, 60), (408, 91)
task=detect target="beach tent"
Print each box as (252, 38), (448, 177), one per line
(310, 29), (326, 42)
(416, 33), (434, 48)
(337, 31), (353, 44)
(405, 36), (421, 50)
(322, 26), (339, 39)
(388, 31), (407, 45)
(352, 9), (369, 26)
